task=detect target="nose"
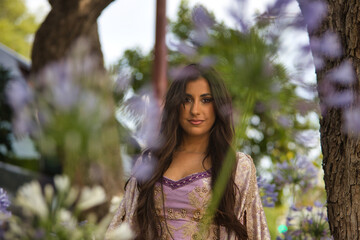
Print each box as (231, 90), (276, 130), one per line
(190, 100), (200, 115)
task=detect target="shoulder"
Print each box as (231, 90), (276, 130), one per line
(235, 152), (256, 175)
(234, 152), (257, 192)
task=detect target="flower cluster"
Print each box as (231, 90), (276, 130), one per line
(274, 155), (318, 192)
(0, 188), (11, 224)
(257, 176), (278, 207)
(4, 175), (109, 240)
(277, 201), (333, 240)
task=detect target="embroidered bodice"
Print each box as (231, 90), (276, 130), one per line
(106, 152), (270, 240)
(154, 170), (217, 239)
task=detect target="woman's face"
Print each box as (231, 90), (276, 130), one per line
(179, 77), (216, 138)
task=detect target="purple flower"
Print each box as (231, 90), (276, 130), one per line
(282, 202), (331, 239)
(0, 188), (11, 222)
(192, 6), (214, 29)
(323, 90), (353, 108)
(169, 40), (197, 57)
(290, 205), (299, 212)
(298, 0), (327, 32)
(265, 0), (293, 17)
(5, 77), (33, 112)
(277, 115), (293, 128)
(327, 61), (356, 85)
(274, 155), (318, 191)
(310, 32), (342, 58)
(344, 108), (360, 134)
(257, 176), (278, 207)
(295, 130), (319, 148)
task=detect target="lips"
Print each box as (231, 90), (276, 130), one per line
(188, 119), (204, 125)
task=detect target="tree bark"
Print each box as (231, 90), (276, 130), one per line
(30, 0), (124, 199)
(301, 0), (360, 239)
(31, 0), (114, 73)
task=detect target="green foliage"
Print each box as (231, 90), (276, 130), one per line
(0, 0), (39, 58)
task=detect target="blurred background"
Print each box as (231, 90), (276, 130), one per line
(0, 0), (331, 239)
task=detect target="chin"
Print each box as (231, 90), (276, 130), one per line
(184, 128), (211, 137)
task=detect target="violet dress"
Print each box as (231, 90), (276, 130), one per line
(106, 152), (270, 240)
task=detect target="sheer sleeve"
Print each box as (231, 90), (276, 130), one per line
(105, 153), (146, 240)
(234, 152), (271, 240)
(105, 176), (138, 239)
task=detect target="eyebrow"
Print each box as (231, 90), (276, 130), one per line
(185, 93), (212, 97)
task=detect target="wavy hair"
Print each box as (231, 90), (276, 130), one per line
(134, 64), (248, 239)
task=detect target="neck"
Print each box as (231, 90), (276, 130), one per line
(178, 133), (210, 153)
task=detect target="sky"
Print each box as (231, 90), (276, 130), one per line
(25, 0), (272, 66)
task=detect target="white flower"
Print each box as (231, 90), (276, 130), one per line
(77, 185), (106, 211)
(58, 209), (77, 230)
(54, 175), (70, 193)
(107, 222), (135, 240)
(44, 184), (54, 204)
(109, 195), (123, 213)
(16, 181), (48, 219)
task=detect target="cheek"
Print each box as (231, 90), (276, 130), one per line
(207, 105), (216, 122)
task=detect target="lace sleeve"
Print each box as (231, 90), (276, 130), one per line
(104, 152), (152, 239)
(234, 152), (271, 240)
(105, 176), (139, 239)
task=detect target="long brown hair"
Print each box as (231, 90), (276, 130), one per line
(135, 64), (248, 239)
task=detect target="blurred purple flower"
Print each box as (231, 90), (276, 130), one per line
(344, 108), (360, 134)
(290, 205), (299, 212)
(298, 0), (327, 32)
(280, 201), (332, 239)
(12, 109), (36, 136)
(295, 130), (319, 148)
(266, 0), (293, 17)
(314, 201), (323, 208)
(199, 56), (217, 67)
(5, 77), (33, 112)
(170, 40), (197, 57)
(277, 115), (293, 128)
(323, 90), (353, 108)
(313, 55), (325, 69)
(310, 32), (342, 58)
(126, 91), (161, 149)
(274, 155), (318, 191)
(0, 188), (11, 222)
(191, 28), (210, 46)
(192, 5), (214, 29)
(257, 176), (278, 207)
(132, 157), (156, 183)
(327, 61), (356, 85)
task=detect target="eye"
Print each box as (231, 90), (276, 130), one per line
(184, 97), (193, 103)
(202, 98), (214, 103)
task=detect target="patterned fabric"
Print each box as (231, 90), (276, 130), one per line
(106, 152), (271, 240)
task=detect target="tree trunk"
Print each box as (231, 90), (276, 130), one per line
(30, 0), (124, 199)
(301, 0), (360, 239)
(31, 0), (114, 73)
(152, 0), (168, 103)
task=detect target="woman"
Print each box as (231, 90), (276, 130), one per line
(106, 64), (270, 239)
